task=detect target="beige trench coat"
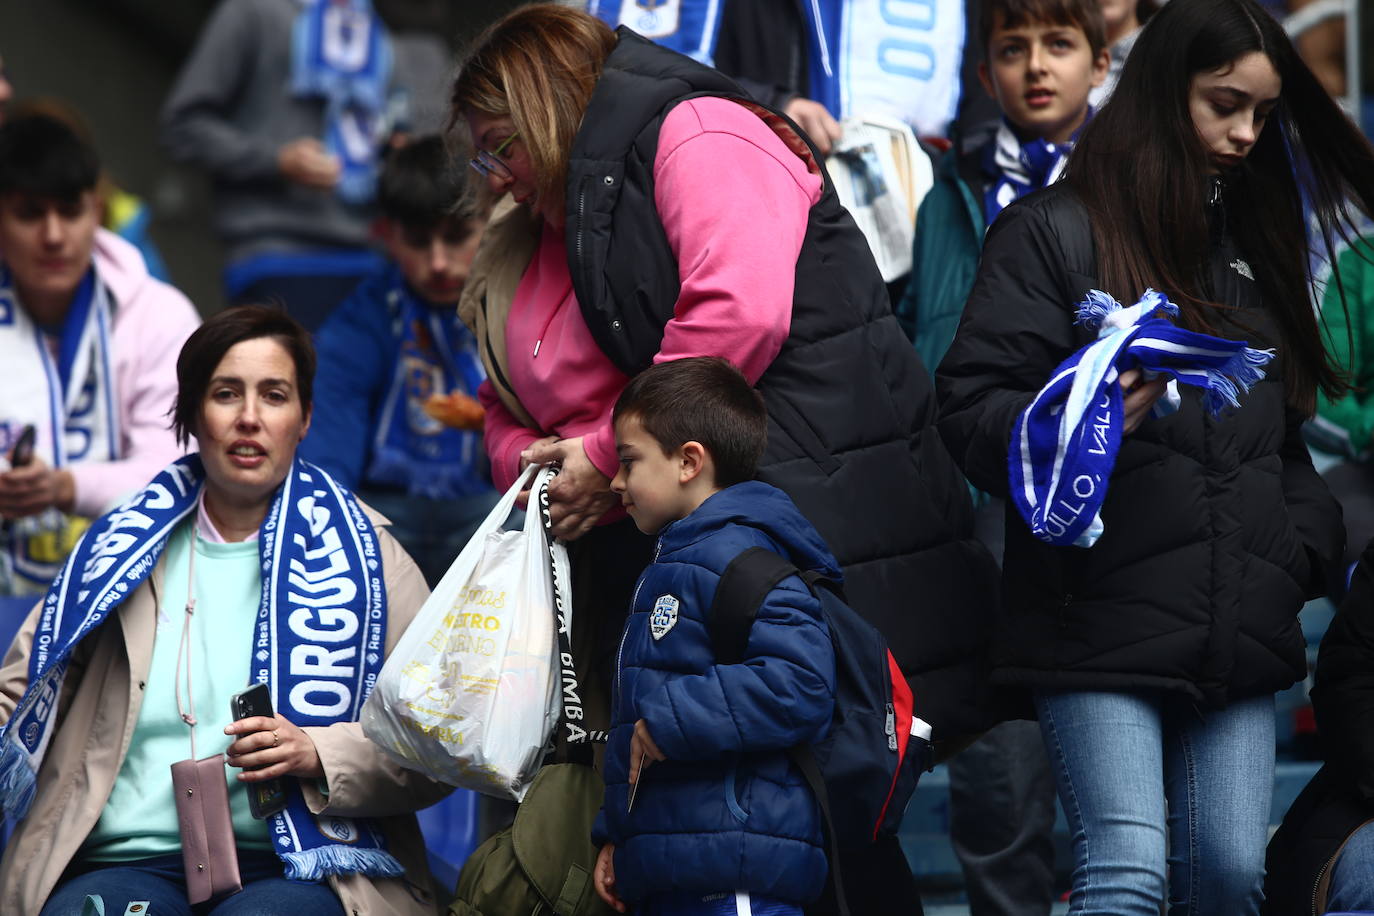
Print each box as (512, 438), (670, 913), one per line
(0, 506), (452, 916)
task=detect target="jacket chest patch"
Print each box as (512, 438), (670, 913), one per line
(650, 594), (680, 640)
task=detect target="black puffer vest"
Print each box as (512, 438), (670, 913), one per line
(565, 29), (1002, 736)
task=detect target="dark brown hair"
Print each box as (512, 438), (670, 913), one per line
(170, 305), (316, 446)
(613, 357), (767, 489)
(1066, 0), (1374, 414)
(980, 0), (1108, 57)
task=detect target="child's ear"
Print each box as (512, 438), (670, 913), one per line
(1091, 47), (1110, 88)
(679, 440), (708, 485)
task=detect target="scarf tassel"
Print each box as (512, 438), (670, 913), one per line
(282, 846), (406, 882)
(1074, 288), (1178, 330)
(1203, 346), (1276, 415)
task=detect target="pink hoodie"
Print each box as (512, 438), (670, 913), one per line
(481, 97), (823, 492)
(68, 229), (201, 515)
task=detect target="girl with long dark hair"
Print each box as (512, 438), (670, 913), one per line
(937, 0), (1374, 911)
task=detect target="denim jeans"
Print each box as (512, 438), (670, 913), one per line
(1035, 690), (1275, 916)
(41, 851), (345, 916)
(1326, 818), (1374, 912)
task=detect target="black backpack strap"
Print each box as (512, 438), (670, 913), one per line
(711, 549), (851, 916)
(789, 746), (851, 916)
(708, 546), (800, 665)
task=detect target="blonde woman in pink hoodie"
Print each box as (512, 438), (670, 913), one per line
(452, 8), (1000, 913)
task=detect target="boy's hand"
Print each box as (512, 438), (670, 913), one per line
(629, 718), (666, 784)
(594, 843), (627, 913)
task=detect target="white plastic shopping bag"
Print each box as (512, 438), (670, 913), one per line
(362, 464), (570, 800)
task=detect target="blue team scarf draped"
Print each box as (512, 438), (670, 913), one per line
(1009, 289), (1276, 548)
(291, 0), (393, 204)
(983, 116), (1087, 227)
(0, 455), (401, 881)
(367, 265), (488, 499)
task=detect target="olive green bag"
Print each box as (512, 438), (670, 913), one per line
(448, 477), (616, 916)
(448, 762), (616, 916)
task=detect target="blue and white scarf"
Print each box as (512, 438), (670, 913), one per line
(367, 266), (488, 499)
(588, 0), (722, 64)
(0, 455), (401, 880)
(291, 0), (394, 205)
(0, 267), (119, 592)
(1009, 289), (1275, 548)
(983, 116), (1085, 228)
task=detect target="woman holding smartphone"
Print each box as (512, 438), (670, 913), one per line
(936, 0), (1374, 912)
(0, 305), (447, 915)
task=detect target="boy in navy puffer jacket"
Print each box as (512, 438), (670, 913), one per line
(591, 357), (838, 916)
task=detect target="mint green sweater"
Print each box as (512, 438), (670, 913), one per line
(82, 522), (273, 861)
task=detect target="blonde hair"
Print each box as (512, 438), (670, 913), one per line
(451, 4), (617, 208)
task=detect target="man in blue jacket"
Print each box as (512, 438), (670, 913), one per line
(592, 357), (837, 916)
(300, 136), (494, 586)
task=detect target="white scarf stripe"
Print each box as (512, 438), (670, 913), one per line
(1009, 289), (1274, 548)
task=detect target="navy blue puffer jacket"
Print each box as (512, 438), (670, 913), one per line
(591, 481), (838, 904)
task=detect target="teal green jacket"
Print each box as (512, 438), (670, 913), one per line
(895, 144), (987, 375)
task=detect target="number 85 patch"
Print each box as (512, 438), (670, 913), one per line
(650, 594), (679, 640)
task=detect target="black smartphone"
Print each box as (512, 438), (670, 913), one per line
(9, 424), (35, 468)
(229, 682), (289, 820)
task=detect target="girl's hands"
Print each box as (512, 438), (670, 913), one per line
(1119, 368), (1169, 434)
(225, 714), (324, 781)
(520, 436), (619, 541)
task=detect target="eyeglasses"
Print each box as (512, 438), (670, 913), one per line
(469, 133), (519, 180)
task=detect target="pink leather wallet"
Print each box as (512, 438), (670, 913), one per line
(171, 753), (243, 904)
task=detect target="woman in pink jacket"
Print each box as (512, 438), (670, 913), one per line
(452, 8), (997, 912)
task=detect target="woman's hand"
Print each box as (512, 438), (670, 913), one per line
(519, 435), (560, 473)
(0, 458), (74, 519)
(521, 436), (618, 541)
(1119, 368), (1169, 435)
(225, 714), (324, 781)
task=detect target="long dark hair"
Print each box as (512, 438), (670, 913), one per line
(1067, 0), (1374, 414)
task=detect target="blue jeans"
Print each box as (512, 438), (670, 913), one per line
(1326, 818), (1374, 912)
(1035, 690), (1275, 916)
(41, 851), (345, 916)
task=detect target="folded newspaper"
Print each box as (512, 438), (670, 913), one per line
(824, 113), (934, 282)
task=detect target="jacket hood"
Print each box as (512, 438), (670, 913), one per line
(92, 227), (152, 306)
(657, 480), (842, 582)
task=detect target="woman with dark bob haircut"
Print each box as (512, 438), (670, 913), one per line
(938, 0), (1374, 911)
(0, 304), (449, 915)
